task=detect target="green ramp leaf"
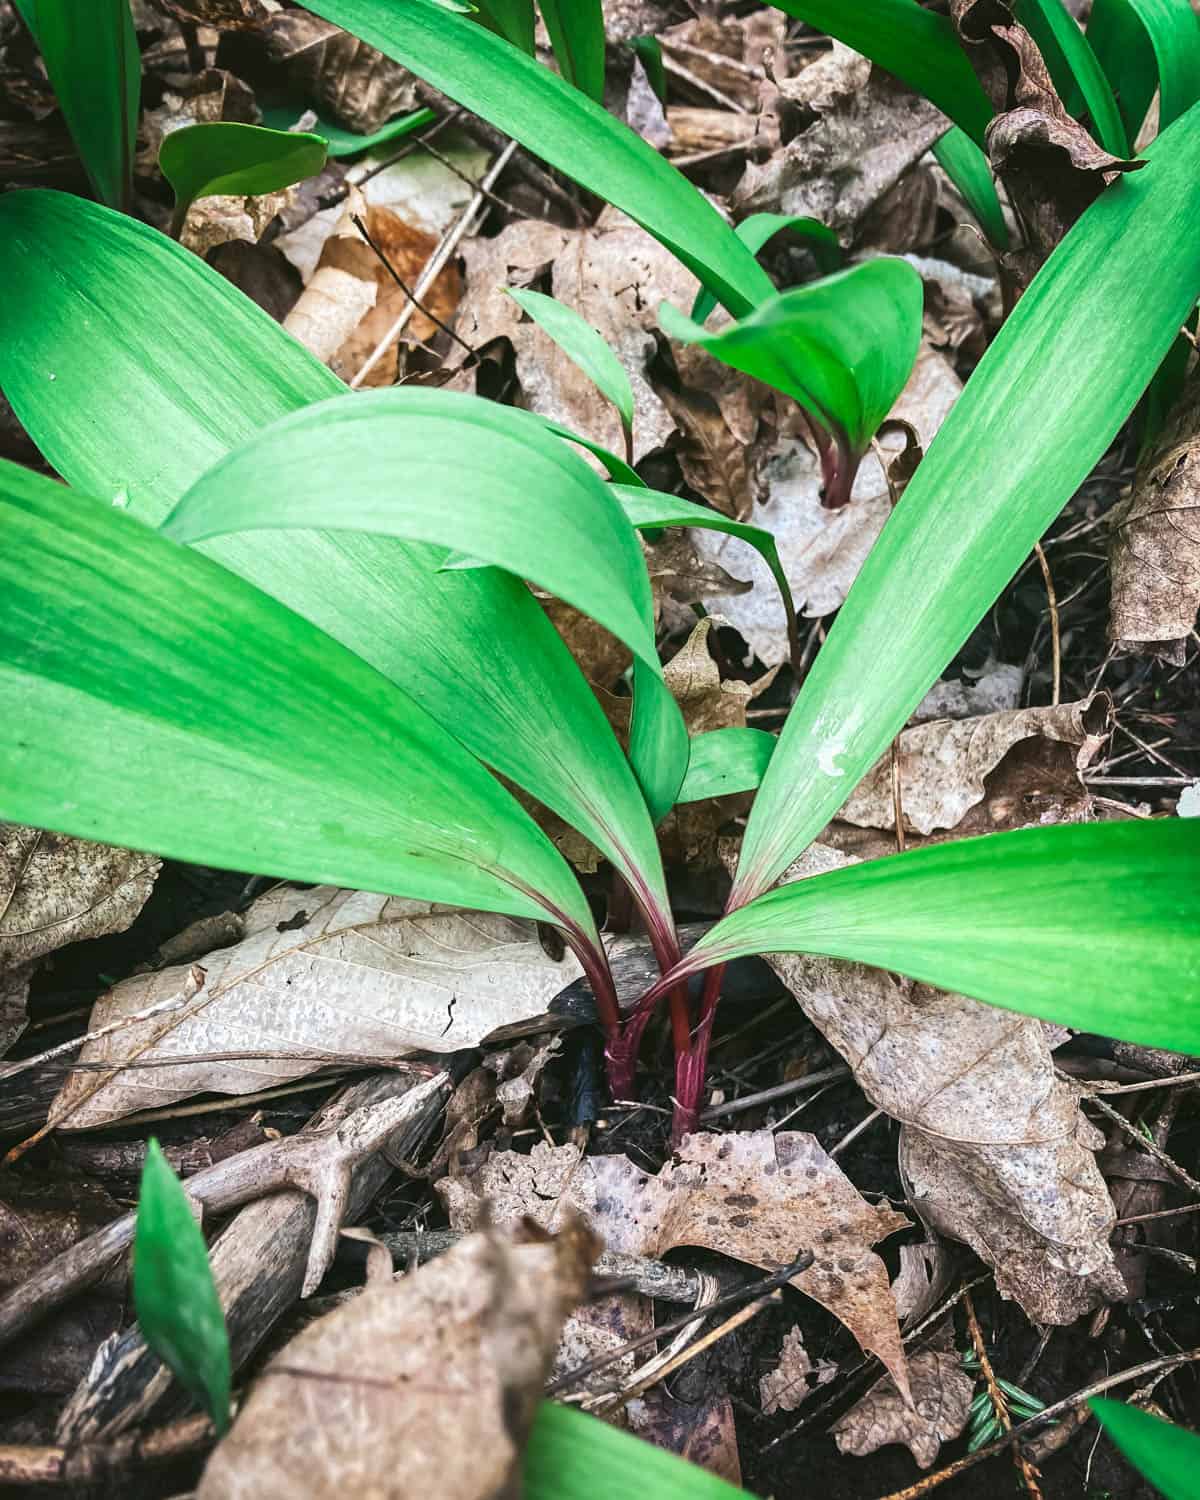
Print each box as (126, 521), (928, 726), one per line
(474, 0), (535, 51)
(659, 260), (923, 510)
(22, 0), (139, 210)
(0, 189), (673, 939)
(1089, 0), (1200, 135)
(134, 1140), (231, 1434)
(296, 0), (773, 316)
(0, 458), (598, 940)
(690, 213), (841, 326)
(681, 823), (1200, 1054)
(932, 128), (1011, 250)
(677, 728), (775, 803)
(1092, 1399), (1200, 1498)
(729, 98), (1200, 909)
(508, 288), (635, 441)
(769, 0), (993, 146)
(526, 1403), (749, 1500)
(1015, 0), (1127, 154)
(161, 122), (328, 232)
(260, 104), (436, 158)
(538, 0), (606, 102)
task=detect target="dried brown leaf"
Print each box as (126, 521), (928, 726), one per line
(759, 1324), (837, 1414)
(839, 698), (1109, 836)
(144, 0), (270, 28)
(180, 187), (293, 258)
(52, 885), (582, 1128)
(696, 344), (961, 665)
(664, 616), (778, 735)
(832, 1324), (973, 1469)
(266, 12), (418, 133)
(438, 1133), (912, 1399)
(768, 847), (1125, 1323)
(197, 1217), (597, 1500)
(1110, 373), (1200, 660)
(0, 827), (159, 975)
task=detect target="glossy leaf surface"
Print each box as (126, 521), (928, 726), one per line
(509, 288), (635, 436)
(1089, 0), (1200, 133)
(690, 213), (840, 325)
(160, 122), (327, 221)
(539, 0), (605, 101)
(932, 128), (1011, 249)
(1092, 1399), (1200, 1498)
(676, 729), (775, 803)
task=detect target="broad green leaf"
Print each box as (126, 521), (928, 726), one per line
(660, 261), (923, 507)
(690, 823), (1200, 1053)
(298, 0), (773, 316)
(260, 105), (436, 158)
(475, 0), (535, 51)
(538, 0), (606, 102)
(161, 122), (327, 231)
(1015, 0), (1128, 154)
(730, 99), (1200, 908)
(677, 729), (775, 803)
(0, 459), (596, 938)
(24, 0), (138, 210)
(164, 388), (659, 680)
(134, 1141), (231, 1434)
(613, 485), (798, 654)
(769, 0), (993, 146)
(932, 128), (1011, 250)
(526, 1403), (749, 1500)
(508, 288), (635, 438)
(1090, 0), (1200, 134)
(690, 213), (841, 326)
(1092, 1399), (1200, 1498)
(0, 190), (673, 934)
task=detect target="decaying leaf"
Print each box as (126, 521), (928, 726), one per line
(839, 697), (1110, 837)
(889, 1240), (954, 1330)
(145, 0), (271, 27)
(732, 45), (948, 240)
(265, 12), (418, 134)
(759, 1324), (837, 1414)
(1110, 372), (1200, 661)
(180, 187), (294, 259)
(438, 1133), (912, 1399)
(52, 885), (582, 1128)
(0, 963), (30, 1057)
(660, 11), (787, 113)
(768, 847), (1125, 1323)
(832, 1323), (973, 1469)
(950, 1), (1142, 278)
(664, 617), (778, 735)
(197, 1215), (597, 1500)
(0, 827), (159, 975)
(696, 344), (961, 665)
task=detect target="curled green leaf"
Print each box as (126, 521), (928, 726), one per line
(161, 122), (328, 233)
(690, 214), (842, 326)
(508, 287), (635, 439)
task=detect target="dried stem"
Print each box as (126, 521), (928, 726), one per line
(963, 1286), (1044, 1500)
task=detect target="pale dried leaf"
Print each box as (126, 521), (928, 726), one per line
(832, 1338), (973, 1468)
(1110, 374), (1200, 658)
(660, 12), (787, 112)
(759, 1325), (837, 1414)
(198, 1217), (597, 1500)
(664, 616), (778, 735)
(890, 1241), (954, 1329)
(266, 13), (418, 133)
(696, 344), (961, 664)
(0, 827), (159, 975)
(768, 847), (1125, 1322)
(52, 886), (582, 1128)
(0, 963), (30, 1056)
(732, 46), (947, 235)
(840, 698), (1109, 835)
(180, 187), (293, 258)
(438, 1133), (912, 1398)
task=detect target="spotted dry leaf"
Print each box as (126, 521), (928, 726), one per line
(52, 885), (582, 1128)
(0, 826), (159, 975)
(198, 1216), (598, 1500)
(832, 1324), (973, 1469)
(759, 1325), (837, 1414)
(438, 1133), (912, 1399)
(767, 848), (1124, 1323)
(1110, 373), (1200, 661)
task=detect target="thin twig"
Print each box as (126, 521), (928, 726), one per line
(891, 739), (907, 853)
(699, 1065), (850, 1122)
(964, 1286), (1044, 1499)
(830, 1107), (884, 1158)
(1082, 1091), (1200, 1196)
(350, 212), (478, 361)
(1033, 541), (1061, 705)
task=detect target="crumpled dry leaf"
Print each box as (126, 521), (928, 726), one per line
(438, 1133), (912, 1399)
(768, 847), (1125, 1323)
(139, 68), (258, 177)
(52, 885), (583, 1128)
(265, 12), (417, 134)
(696, 343), (961, 665)
(660, 11), (786, 113)
(1110, 373), (1200, 661)
(664, 617), (778, 735)
(832, 1322), (973, 1469)
(732, 44), (947, 239)
(759, 1324), (837, 1414)
(145, 0), (271, 27)
(839, 697), (1110, 836)
(0, 827), (159, 977)
(180, 186), (293, 258)
(889, 1241), (954, 1330)
(950, 2), (1143, 278)
(198, 1215), (597, 1500)
(910, 254), (999, 365)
